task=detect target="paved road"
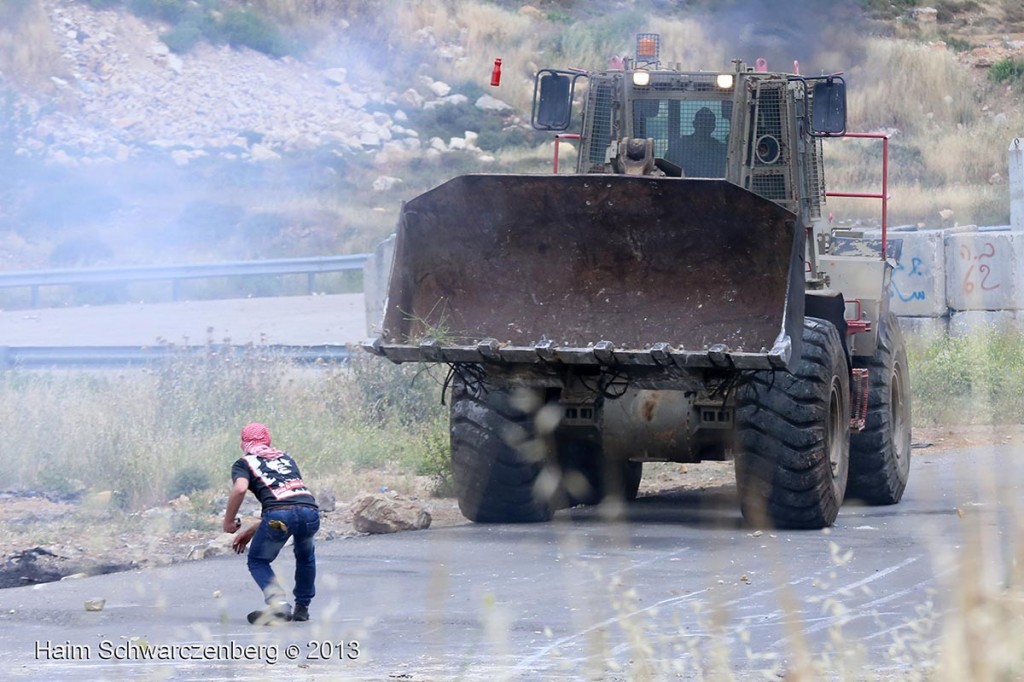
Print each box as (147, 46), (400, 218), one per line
(0, 445), (1018, 680)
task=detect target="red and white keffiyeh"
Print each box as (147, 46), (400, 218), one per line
(240, 422), (284, 459)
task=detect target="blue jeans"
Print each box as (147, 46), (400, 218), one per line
(247, 505), (320, 607)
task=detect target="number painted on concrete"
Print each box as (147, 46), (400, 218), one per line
(960, 242), (1000, 294)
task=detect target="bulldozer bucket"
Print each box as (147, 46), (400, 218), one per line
(371, 174), (805, 372)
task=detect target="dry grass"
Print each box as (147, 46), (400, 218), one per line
(849, 39), (979, 132)
(0, 354), (447, 510)
(0, 0), (65, 88)
(920, 112), (1024, 185)
(820, 37), (1017, 225)
(933, 519), (1024, 681)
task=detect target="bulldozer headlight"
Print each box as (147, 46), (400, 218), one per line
(633, 70), (651, 87)
(716, 73), (734, 89)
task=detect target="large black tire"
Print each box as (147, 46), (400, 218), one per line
(847, 311), (912, 504)
(450, 381), (554, 522)
(734, 317), (850, 529)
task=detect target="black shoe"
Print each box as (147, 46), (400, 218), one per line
(292, 604), (309, 622)
(247, 603), (292, 625)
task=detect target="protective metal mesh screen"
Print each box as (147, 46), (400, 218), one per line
(804, 90), (825, 219)
(750, 82), (793, 210)
(583, 83), (616, 169)
(634, 98), (731, 178)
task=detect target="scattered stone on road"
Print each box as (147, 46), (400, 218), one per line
(352, 492), (432, 534)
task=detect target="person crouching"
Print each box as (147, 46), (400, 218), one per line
(223, 422), (320, 624)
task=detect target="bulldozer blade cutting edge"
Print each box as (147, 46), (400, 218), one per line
(371, 174), (805, 371)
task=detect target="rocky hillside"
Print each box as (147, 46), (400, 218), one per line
(20, 1), (515, 166)
(0, 0), (535, 275)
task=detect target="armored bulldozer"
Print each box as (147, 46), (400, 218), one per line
(364, 36), (911, 529)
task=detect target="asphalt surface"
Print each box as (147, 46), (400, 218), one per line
(0, 444), (1019, 680)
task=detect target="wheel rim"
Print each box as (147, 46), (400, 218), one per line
(891, 361), (910, 468)
(827, 377), (846, 488)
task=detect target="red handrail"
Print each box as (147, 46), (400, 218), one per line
(825, 132), (891, 261)
(552, 133), (580, 173)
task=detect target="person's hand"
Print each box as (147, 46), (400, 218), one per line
(222, 516), (241, 533)
(231, 534), (250, 554)
(232, 523), (258, 554)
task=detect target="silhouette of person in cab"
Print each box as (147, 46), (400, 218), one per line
(666, 107), (727, 178)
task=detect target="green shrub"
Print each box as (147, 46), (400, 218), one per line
(989, 58), (1024, 85)
(909, 328), (1024, 424)
(49, 235), (113, 267)
(546, 9), (573, 24)
(1004, 0), (1024, 23)
(22, 177), (123, 231)
(174, 200), (245, 242)
(161, 22), (204, 54)
(128, 0), (189, 23)
(416, 416), (454, 497)
(408, 95), (541, 153)
(941, 35), (974, 52)
(239, 211), (288, 242)
(860, 0), (919, 18)
(408, 101), (490, 145)
(345, 354), (445, 427)
(81, 0), (122, 9)
(934, 0), (981, 22)
(119, 0), (296, 56)
(220, 9), (289, 57)
(167, 468), (211, 498)
(967, 188), (1011, 227)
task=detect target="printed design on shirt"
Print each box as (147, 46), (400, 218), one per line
(243, 454), (311, 500)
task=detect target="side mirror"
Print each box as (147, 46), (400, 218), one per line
(532, 70), (580, 131)
(811, 78), (846, 136)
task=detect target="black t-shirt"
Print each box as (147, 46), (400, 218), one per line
(231, 453), (318, 511)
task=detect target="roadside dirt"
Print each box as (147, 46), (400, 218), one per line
(0, 481), (467, 590)
(1, 423), (1019, 590)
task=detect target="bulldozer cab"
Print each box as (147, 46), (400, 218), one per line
(532, 52), (847, 224)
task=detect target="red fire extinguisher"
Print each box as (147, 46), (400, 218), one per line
(490, 58), (502, 87)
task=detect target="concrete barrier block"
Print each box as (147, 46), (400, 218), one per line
(1011, 138), (1024, 230)
(363, 234), (396, 336)
(945, 231), (1024, 311)
(948, 310), (1024, 336)
(886, 229), (948, 316)
(860, 227), (950, 317)
(896, 315), (948, 344)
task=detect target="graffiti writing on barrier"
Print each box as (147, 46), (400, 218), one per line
(892, 256), (926, 303)
(960, 242), (1000, 294)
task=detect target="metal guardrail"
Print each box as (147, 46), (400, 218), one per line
(0, 345), (352, 369)
(0, 255), (370, 307)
